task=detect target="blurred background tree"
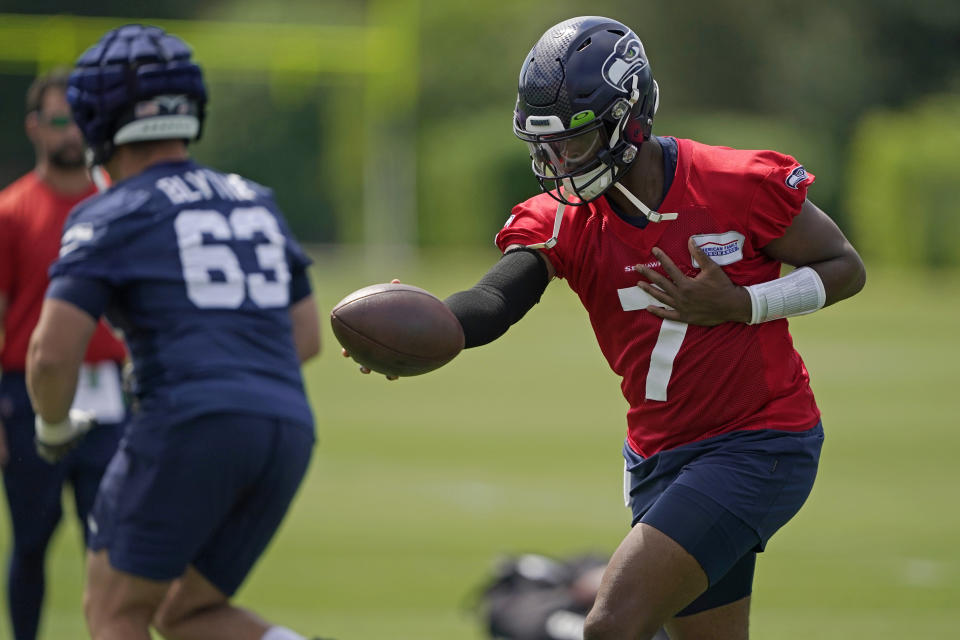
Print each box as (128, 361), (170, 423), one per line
(1, 0), (958, 264)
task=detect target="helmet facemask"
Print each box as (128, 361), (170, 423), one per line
(516, 81), (642, 206)
(513, 18), (676, 235)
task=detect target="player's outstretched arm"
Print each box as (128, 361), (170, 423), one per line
(332, 245), (555, 380)
(443, 245), (553, 348)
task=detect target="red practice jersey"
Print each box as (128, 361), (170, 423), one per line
(496, 138), (821, 456)
(0, 171), (126, 371)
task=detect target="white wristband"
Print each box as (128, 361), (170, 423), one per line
(745, 266), (826, 325)
(34, 415), (76, 445)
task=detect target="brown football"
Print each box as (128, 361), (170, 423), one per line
(330, 283), (465, 377)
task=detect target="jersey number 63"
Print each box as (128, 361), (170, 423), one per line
(174, 207), (290, 309)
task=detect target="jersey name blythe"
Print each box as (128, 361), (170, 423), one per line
(50, 160), (313, 440)
(497, 138), (820, 456)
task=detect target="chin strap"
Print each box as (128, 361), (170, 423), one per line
(525, 201), (565, 250)
(608, 77), (675, 224)
(613, 182), (678, 223)
(608, 76), (642, 152)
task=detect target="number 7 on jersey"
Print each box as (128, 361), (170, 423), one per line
(617, 286), (688, 401)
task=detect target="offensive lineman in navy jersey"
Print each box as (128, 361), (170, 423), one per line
(25, 26), (326, 640)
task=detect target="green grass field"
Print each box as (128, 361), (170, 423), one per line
(3, 248), (959, 639)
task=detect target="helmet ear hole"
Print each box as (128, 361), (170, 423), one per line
(625, 79), (658, 143)
(624, 117), (646, 144)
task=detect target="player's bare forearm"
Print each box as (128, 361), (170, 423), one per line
(27, 359), (79, 424)
(796, 250), (865, 307)
(290, 295), (321, 363)
(762, 199), (866, 306)
(26, 299), (97, 423)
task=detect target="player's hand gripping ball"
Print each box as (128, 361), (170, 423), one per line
(331, 283), (465, 378)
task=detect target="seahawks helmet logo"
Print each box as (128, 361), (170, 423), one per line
(602, 34), (647, 91)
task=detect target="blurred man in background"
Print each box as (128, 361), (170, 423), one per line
(356, 15), (865, 640)
(0, 69), (127, 640)
(25, 25), (324, 640)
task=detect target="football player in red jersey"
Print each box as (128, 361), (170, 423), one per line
(356, 16), (866, 640)
(0, 69), (127, 640)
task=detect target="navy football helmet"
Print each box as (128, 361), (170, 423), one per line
(514, 17), (659, 206)
(67, 24), (207, 165)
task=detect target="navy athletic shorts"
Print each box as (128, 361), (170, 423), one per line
(88, 412), (314, 595)
(623, 423), (824, 615)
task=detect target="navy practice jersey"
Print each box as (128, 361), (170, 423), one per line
(48, 160), (313, 436)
